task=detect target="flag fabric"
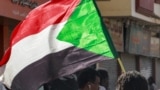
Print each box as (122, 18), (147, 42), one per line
(0, 0), (118, 90)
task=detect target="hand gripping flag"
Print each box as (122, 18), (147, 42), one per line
(0, 0), (118, 90)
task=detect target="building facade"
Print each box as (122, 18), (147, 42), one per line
(96, 0), (160, 90)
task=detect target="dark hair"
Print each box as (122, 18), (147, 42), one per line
(43, 74), (78, 90)
(148, 76), (155, 85)
(116, 71), (148, 90)
(77, 68), (100, 88)
(97, 69), (108, 85)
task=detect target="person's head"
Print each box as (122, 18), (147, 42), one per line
(148, 76), (155, 85)
(78, 68), (100, 90)
(43, 74), (78, 90)
(116, 71), (148, 90)
(97, 69), (109, 89)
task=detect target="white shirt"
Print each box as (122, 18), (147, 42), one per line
(99, 85), (106, 90)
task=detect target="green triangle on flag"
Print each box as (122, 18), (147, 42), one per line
(57, 0), (118, 59)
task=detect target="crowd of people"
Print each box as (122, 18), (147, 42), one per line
(0, 67), (159, 90)
(40, 67), (158, 90)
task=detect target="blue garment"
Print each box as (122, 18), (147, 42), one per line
(0, 82), (6, 90)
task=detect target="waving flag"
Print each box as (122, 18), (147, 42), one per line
(0, 0), (118, 90)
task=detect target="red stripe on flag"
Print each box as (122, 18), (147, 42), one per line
(0, 48), (11, 66)
(12, 0), (80, 45)
(0, 0), (80, 66)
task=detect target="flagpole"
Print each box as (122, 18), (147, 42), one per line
(117, 58), (126, 73)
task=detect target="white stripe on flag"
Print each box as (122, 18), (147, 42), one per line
(2, 21), (73, 88)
